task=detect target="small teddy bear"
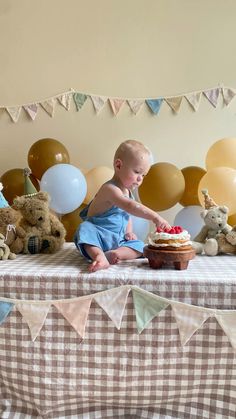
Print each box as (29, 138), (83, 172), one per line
(192, 189), (232, 255)
(13, 191), (66, 254)
(0, 233), (16, 260)
(0, 206), (25, 254)
(206, 226), (236, 256)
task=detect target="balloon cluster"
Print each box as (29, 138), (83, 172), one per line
(0, 138), (115, 242)
(138, 137), (236, 238)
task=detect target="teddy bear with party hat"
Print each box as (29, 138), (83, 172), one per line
(191, 189), (236, 255)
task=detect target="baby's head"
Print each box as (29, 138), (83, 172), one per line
(113, 140), (152, 189)
(114, 139), (151, 166)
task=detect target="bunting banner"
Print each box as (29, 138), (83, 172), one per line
(1, 84), (235, 123)
(1, 285), (236, 351)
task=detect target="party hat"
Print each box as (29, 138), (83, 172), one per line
(23, 168), (38, 197)
(201, 189), (217, 209)
(0, 182), (9, 208)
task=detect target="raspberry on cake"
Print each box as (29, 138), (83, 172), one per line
(148, 225), (192, 251)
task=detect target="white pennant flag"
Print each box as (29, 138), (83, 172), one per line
(203, 88), (220, 107)
(17, 302), (51, 341)
(94, 286), (130, 329)
(127, 99), (144, 115)
(23, 104), (38, 120)
(215, 312), (236, 350)
(57, 92), (73, 110)
(185, 92), (202, 111)
(6, 106), (22, 123)
(40, 98), (56, 117)
(222, 88), (236, 106)
(171, 302), (211, 346)
(90, 95), (107, 113)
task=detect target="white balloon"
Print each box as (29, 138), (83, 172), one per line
(131, 215), (150, 242)
(40, 164), (87, 215)
(174, 205), (204, 239)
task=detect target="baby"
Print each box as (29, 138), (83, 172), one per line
(74, 139), (170, 272)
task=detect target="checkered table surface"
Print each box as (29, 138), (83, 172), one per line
(0, 243), (236, 418)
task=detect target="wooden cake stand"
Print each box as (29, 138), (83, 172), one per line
(144, 245), (196, 270)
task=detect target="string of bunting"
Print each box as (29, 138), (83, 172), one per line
(1, 84), (236, 122)
(0, 285), (235, 350)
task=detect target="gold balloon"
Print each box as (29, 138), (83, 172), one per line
(84, 166), (113, 204)
(61, 204), (86, 242)
(228, 213), (236, 227)
(28, 138), (70, 180)
(0, 168), (39, 205)
(206, 137), (236, 170)
(179, 166), (206, 207)
(139, 162), (185, 211)
(198, 167), (236, 215)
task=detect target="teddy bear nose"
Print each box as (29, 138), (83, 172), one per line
(38, 216), (43, 221)
(218, 223), (222, 227)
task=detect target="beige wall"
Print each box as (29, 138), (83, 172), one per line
(1, 0), (236, 221)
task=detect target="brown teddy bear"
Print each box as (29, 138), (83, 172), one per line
(13, 191), (66, 254)
(0, 206), (25, 254)
(206, 226), (236, 256)
(0, 233), (16, 260)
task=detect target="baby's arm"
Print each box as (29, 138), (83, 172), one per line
(104, 184), (170, 229)
(125, 217), (137, 241)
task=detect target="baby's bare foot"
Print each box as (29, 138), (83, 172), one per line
(89, 256), (110, 272)
(105, 250), (119, 265)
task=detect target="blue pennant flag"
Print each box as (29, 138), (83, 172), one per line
(146, 99), (163, 115)
(0, 302), (14, 325)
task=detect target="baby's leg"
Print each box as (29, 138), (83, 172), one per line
(84, 244), (110, 272)
(105, 247), (142, 264)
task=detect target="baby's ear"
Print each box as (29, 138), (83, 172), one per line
(114, 158), (122, 170)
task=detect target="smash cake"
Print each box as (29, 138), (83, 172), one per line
(148, 225), (192, 251)
(144, 226), (195, 270)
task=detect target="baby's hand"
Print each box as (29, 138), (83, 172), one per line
(154, 216), (171, 230)
(125, 232), (137, 241)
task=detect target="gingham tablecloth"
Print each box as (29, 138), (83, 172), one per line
(0, 243), (236, 418)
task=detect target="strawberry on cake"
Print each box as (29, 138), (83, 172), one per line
(148, 225), (192, 251)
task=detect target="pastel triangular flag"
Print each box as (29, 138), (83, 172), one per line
(94, 286), (130, 329)
(185, 92), (202, 111)
(203, 88), (220, 107)
(109, 98), (125, 115)
(6, 106), (21, 123)
(57, 92), (72, 110)
(171, 303), (211, 346)
(73, 93), (87, 111)
(146, 99), (163, 115)
(132, 288), (169, 333)
(23, 104), (38, 120)
(40, 99), (56, 117)
(17, 302), (51, 341)
(0, 301), (14, 325)
(53, 298), (92, 338)
(165, 96), (182, 113)
(128, 99), (144, 115)
(215, 312), (236, 350)
(222, 88), (236, 106)
(90, 95), (107, 113)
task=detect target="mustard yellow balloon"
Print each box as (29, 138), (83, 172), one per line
(179, 166), (206, 207)
(228, 212), (236, 227)
(198, 166), (236, 215)
(84, 166), (113, 204)
(139, 162), (185, 211)
(206, 137), (236, 170)
(61, 204), (86, 242)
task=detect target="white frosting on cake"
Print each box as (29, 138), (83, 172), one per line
(148, 229), (192, 248)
